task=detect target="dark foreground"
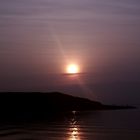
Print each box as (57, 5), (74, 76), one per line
(0, 92), (136, 121)
(0, 110), (140, 140)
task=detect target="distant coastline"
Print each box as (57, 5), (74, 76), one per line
(0, 92), (136, 120)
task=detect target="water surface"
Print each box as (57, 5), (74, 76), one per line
(0, 109), (140, 140)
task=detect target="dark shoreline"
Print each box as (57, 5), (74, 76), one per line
(0, 92), (136, 121)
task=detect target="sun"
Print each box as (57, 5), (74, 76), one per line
(66, 64), (79, 74)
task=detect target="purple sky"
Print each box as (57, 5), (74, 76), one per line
(0, 0), (140, 105)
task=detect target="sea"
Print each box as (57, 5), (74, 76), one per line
(0, 109), (140, 140)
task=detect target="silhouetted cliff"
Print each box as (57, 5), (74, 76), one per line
(0, 92), (136, 120)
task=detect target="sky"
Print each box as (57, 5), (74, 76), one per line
(0, 0), (140, 105)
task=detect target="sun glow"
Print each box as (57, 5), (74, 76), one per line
(66, 64), (79, 74)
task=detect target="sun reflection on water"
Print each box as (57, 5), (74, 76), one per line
(69, 126), (80, 140)
(68, 111), (81, 140)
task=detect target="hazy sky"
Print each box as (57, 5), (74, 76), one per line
(0, 0), (140, 105)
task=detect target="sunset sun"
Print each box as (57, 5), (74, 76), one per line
(66, 64), (79, 74)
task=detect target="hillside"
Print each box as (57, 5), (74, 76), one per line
(0, 92), (136, 120)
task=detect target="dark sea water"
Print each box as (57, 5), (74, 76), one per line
(0, 109), (140, 140)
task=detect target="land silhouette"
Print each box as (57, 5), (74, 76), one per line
(0, 92), (136, 121)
